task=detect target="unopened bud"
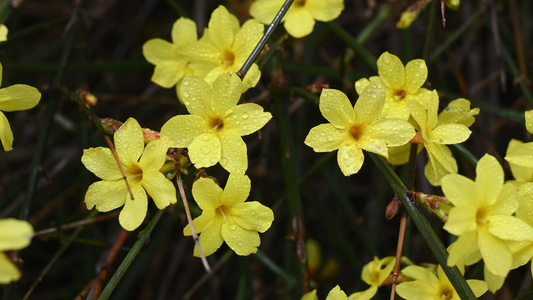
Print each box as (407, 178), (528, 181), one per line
(386, 197), (402, 220)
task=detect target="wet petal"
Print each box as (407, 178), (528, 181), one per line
(207, 6), (237, 50)
(437, 98), (479, 127)
(184, 209), (216, 235)
(151, 61), (184, 88)
(179, 77), (213, 118)
(447, 231), (477, 267)
(354, 80), (386, 124)
(527, 110), (533, 134)
(403, 59), (427, 94)
(347, 286), (377, 300)
(337, 141), (364, 176)
(0, 85), (41, 111)
(138, 138), (170, 171)
(142, 169), (177, 209)
(232, 201), (274, 233)
(0, 252), (20, 284)
(325, 285), (347, 300)
(222, 218), (261, 255)
(365, 118), (415, 147)
(319, 89), (354, 128)
(0, 219), (33, 251)
(406, 99), (428, 130)
(219, 131), (248, 174)
(171, 17), (197, 46)
(241, 63), (261, 91)
(488, 215), (533, 241)
(211, 72), (242, 117)
(160, 114), (207, 148)
(0, 111), (13, 151)
(506, 139), (533, 182)
(225, 103), (272, 136)
(505, 140), (533, 168)
(85, 180), (127, 212)
(249, 0), (282, 24)
(305, 0), (344, 21)
(443, 202), (477, 235)
(188, 133), (222, 169)
(377, 52), (405, 90)
(430, 123), (471, 144)
(284, 6), (315, 38)
(304, 123), (345, 152)
(142, 38), (175, 65)
(81, 147), (122, 181)
(192, 177), (223, 211)
(114, 118), (144, 165)
(441, 173), (477, 206)
(401, 265), (439, 285)
(396, 280), (435, 300)
(491, 183), (518, 216)
(221, 173), (250, 207)
(478, 228), (512, 277)
(119, 185), (148, 231)
(233, 20), (264, 65)
(476, 154), (504, 206)
(195, 215), (224, 257)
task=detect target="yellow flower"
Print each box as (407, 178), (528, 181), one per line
(304, 80), (415, 176)
(0, 63), (41, 151)
(442, 154), (533, 277)
(302, 285), (348, 300)
(437, 98), (479, 127)
(142, 18), (204, 92)
(0, 24), (7, 42)
(355, 52), (430, 120)
(250, 0), (344, 38)
(347, 256), (395, 300)
(82, 118), (177, 231)
(160, 72), (272, 174)
(183, 173), (274, 256)
(0, 218), (33, 284)
(396, 265), (487, 299)
(505, 139), (533, 186)
(407, 91), (472, 186)
(182, 5), (264, 92)
(525, 110), (533, 134)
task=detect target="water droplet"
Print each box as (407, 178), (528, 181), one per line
(230, 224), (236, 230)
(242, 113), (249, 119)
(182, 91), (190, 97)
(184, 100), (190, 106)
(327, 135), (334, 141)
(210, 157), (218, 164)
(399, 133), (405, 138)
(198, 153), (205, 159)
(220, 157), (228, 165)
(201, 146), (210, 154)
(344, 141), (351, 146)
(238, 241), (244, 246)
(348, 149), (356, 157)
(383, 54), (391, 64)
(344, 159), (352, 167)
(254, 110), (260, 115)
(213, 141), (220, 148)
(183, 80), (190, 86)
(202, 135), (210, 142)
(191, 96), (197, 101)
(242, 124), (248, 130)
(123, 142), (129, 148)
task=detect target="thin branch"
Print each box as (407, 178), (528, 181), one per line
(33, 212), (120, 237)
(176, 174), (211, 273)
(105, 135), (134, 200)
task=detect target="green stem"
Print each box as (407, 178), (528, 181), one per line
(368, 153), (476, 299)
(98, 209), (165, 300)
(253, 250), (297, 287)
(326, 21), (377, 71)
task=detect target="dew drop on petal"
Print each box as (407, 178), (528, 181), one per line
(123, 142), (129, 148)
(213, 141), (220, 148)
(383, 53), (391, 64)
(202, 135), (210, 142)
(184, 100), (190, 106)
(371, 92), (378, 98)
(238, 241), (244, 246)
(327, 135), (334, 142)
(201, 146), (210, 154)
(344, 159), (352, 167)
(242, 113), (249, 119)
(344, 141), (351, 146)
(230, 224), (237, 230)
(399, 133), (405, 138)
(220, 157), (228, 166)
(242, 124), (248, 130)
(183, 79), (190, 86)
(182, 91), (190, 97)
(348, 149), (356, 157)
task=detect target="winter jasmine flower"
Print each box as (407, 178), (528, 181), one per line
(302, 285), (348, 300)
(183, 173), (274, 256)
(0, 219), (33, 284)
(82, 118), (177, 231)
(348, 256), (395, 300)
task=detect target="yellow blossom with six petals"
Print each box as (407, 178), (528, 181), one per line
(304, 80), (416, 176)
(0, 218), (33, 284)
(347, 256), (395, 300)
(82, 118), (177, 231)
(183, 173), (274, 256)
(160, 72), (272, 174)
(250, 0), (344, 38)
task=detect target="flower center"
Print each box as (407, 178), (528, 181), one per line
(369, 270), (380, 284)
(440, 287), (454, 300)
(126, 163), (143, 186)
(210, 117), (224, 132)
(476, 206), (489, 227)
(349, 124), (364, 141)
(216, 205), (231, 221)
(295, 0), (306, 6)
(393, 89), (407, 101)
(221, 49), (235, 67)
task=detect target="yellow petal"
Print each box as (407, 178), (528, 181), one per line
(138, 138), (169, 171)
(226, 103), (272, 136)
(233, 19), (264, 66)
(476, 154), (503, 206)
(142, 169), (177, 209)
(0, 252), (20, 284)
(195, 215), (224, 257)
(0, 219), (33, 251)
(526, 110), (533, 134)
(114, 118), (144, 165)
(377, 52), (405, 90)
(505, 140), (533, 168)
(211, 72), (242, 117)
(447, 231), (477, 267)
(151, 61), (185, 88)
(430, 123), (471, 144)
(406, 99), (427, 130)
(0, 85), (41, 112)
(207, 6), (237, 50)
(171, 17), (197, 46)
(443, 202), (477, 235)
(484, 267), (505, 293)
(347, 286), (377, 300)
(0, 111), (13, 151)
(179, 77), (213, 118)
(301, 289), (318, 300)
(424, 150), (457, 186)
(240, 63), (261, 91)
(517, 183), (533, 224)
(507, 139), (533, 182)
(142, 38), (175, 65)
(354, 78), (371, 95)
(85, 180), (127, 212)
(219, 131), (248, 173)
(284, 6), (315, 38)
(319, 89), (355, 128)
(337, 141), (364, 176)
(325, 285), (348, 300)
(221, 173), (250, 206)
(441, 173), (477, 206)
(396, 280), (436, 300)
(81, 147), (123, 181)
(305, 0), (344, 21)
(184, 209), (216, 236)
(160, 114), (208, 148)
(119, 185), (148, 231)
(354, 80), (386, 124)
(249, 0), (282, 24)
(437, 98), (479, 127)
(222, 218), (260, 255)
(488, 215), (533, 241)
(0, 24), (8, 42)
(491, 182), (518, 216)
(509, 240), (533, 269)
(401, 265), (438, 284)
(188, 133), (222, 169)
(365, 118), (415, 147)
(192, 177), (223, 211)
(232, 201), (274, 233)
(478, 228), (512, 277)
(403, 59), (427, 94)
(304, 123), (345, 152)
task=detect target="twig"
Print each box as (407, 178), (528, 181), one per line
(176, 174), (211, 273)
(33, 211), (120, 237)
(104, 135), (135, 200)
